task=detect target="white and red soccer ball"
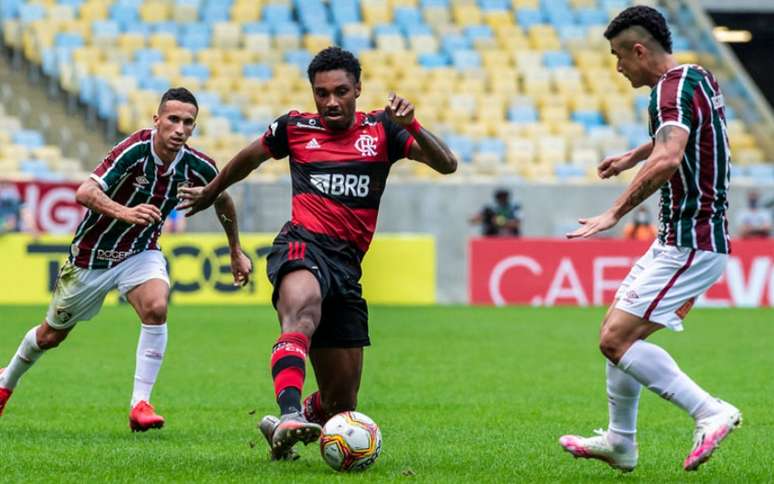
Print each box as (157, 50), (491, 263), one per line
(319, 411), (382, 472)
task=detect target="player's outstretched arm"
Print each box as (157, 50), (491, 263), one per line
(567, 125), (688, 239)
(385, 93), (458, 175)
(75, 178), (161, 225)
(213, 191), (252, 286)
(178, 138), (272, 216)
(598, 141), (654, 179)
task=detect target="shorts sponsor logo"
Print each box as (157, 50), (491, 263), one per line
(96, 249), (133, 261)
(354, 134), (378, 157)
(310, 174), (370, 197)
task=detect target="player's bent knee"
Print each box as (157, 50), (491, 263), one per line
(36, 328), (68, 349)
(598, 330), (628, 364)
(142, 299), (168, 324)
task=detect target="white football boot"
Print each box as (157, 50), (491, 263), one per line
(559, 429), (638, 472)
(683, 400), (742, 471)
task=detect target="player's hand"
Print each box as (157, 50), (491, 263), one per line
(178, 185), (217, 217)
(566, 210), (619, 239)
(598, 152), (637, 179)
(385, 93), (415, 127)
(230, 249), (252, 287)
(119, 204), (162, 225)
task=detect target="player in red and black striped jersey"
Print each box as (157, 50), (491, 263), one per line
(179, 47), (458, 459)
(0, 88), (252, 431)
(560, 7), (740, 473)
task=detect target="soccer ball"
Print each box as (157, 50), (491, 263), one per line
(319, 411), (382, 472)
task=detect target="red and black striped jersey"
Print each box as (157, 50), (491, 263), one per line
(261, 110), (414, 255)
(69, 129), (218, 269)
(649, 64), (731, 254)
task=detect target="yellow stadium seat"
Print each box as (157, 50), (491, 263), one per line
(165, 47), (194, 64)
(570, 0), (597, 7)
(422, 6), (451, 27)
(512, 0), (539, 8)
(3, 20), (22, 49)
(79, 2), (107, 21)
(117, 33), (146, 55)
(152, 63), (180, 79)
(0, 145), (29, 161)
(223, 49), (255, 65)
(408, 34), (438, 54)
(362, 0), (392, 24)
(149, 33), (177, 50)
(244, 32), (271, 52)
(231, 2), (261, 22)
(274, 32), (301, 51)
(212, 63), (241, 78)
(570, 148), (599, 167)
(196, 48), (225, 66)
(483, 11), (513, 29)
(304, 34), (334, 54)
(452, 5), (482, 26)
(213, 22), (242, 49)
(205, 77), (236, 95)
(140, 2), (169, 22)
(93, 62), (120, 78)
(391, 0), (418, 6)
(47, 4), (75, 21)
(735, 148), (764, 164)
(173, 76), (203, 93)
(172, 2), (199, 23)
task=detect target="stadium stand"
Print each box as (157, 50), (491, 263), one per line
(0, 0), (770, 182)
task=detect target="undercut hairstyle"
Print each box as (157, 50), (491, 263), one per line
(604, 6), (672, 54)
(307, 46), (361, 84)
(159, 87), (198, 112)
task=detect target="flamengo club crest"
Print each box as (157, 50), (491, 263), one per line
(354, 134), (377, 157)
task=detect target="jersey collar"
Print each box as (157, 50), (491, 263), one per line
(150, 129), (184, 175)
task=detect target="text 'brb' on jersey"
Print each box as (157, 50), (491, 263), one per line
(261, 110), (414, 254)
(649, 64), (731, 254)
(70, 128), (218, 269)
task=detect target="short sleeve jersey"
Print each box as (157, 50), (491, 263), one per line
(261, 110), (414, 254)
(70, 129), (218, 269)
(648, 64), (731, 253)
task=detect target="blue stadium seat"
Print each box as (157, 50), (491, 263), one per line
(394, 7), (423, 29)
(123, 23), (152, 36)
(12, 130), (44, 148)
(441, 35), (470, 55)
(153, 22), (180, 35)
(746, 164), (774, 181)
(404, 24), (432, 37)
(546, 9), (575, 28)
(211, 104), (244, 130)
(477, 138), (506, 158)
(18, 3), (45, 23)
(508, 105), (538, 123)
(558, 26), (586, 41)
(465, 25), (493, 43)
(96, 82), (118, 119)
(243, 22), (270, 34)
(122, 62), (153, 79)
(139, 76), (172, 93)
(419, 52), (449, 68)
(134, 48), (165, 65)
(58, 0), (85, 8)
(181, 63), (211, 80)
(179, 23), (211, 51)
(55, 32), (85, 49)
(195, 91), (221, 108)
(516, 9), (544, 29)
(555, 164), (586, 181)
(331, 0), (359, 25)
(110, 3), (139, 29)
(543, 51), (572, 68)
(242, 63), (272, 80)
(446, 135), (474, 162)
(237, 120), (266, 138)
(572, 110), (605, 128)
(305, 23), (336, 37)
(200, 4), (230, 23)
(420, 0), (448, 6)
(577, 9), (608, 26)
(271, 22), (301, 37)
(285, 50), (313, 73)
(634, 94), (650, 112)
(342, 35), (371, 55)
(21, 159), (54, 179)
(0, 0), (24, 20)
(263, 4), (292, 24)
(479, 0), (509, 11)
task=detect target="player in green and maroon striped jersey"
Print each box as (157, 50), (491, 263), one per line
(0, 88), (252, 432)
(560, 6), (740, 473)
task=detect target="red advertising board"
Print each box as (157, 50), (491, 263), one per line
(469, 238), (774, 307)
(1, 180), (84, 234)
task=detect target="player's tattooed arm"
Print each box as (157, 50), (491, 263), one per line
(598, 141), (654, 179)
(567, 125), (688, 239)
(75, 178), (161, 225)
(213, 191), (252, 286)
(179, 138), (272, 216)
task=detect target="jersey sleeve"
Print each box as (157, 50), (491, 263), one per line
(260, 114), (290, 159)
(379, 112), (414, 163)
(90, 132), (147, 191)
(187, 150), (219, 187)
(652, 67), (699, 137)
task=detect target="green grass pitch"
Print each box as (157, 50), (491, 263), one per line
(0, 305), (771, 482)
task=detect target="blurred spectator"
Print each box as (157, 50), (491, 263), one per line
(163, 208), (187, 233)
(0, 182), (23, 233)
(469, 188), (522, 237)
(738, 191), (771, 239)
(623, 206), (657, 241)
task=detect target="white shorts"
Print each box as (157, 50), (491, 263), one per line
(45, 250), (169, 329)
(615, 241), (727, 331)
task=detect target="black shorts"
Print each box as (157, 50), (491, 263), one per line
(266, 223), (369, 349)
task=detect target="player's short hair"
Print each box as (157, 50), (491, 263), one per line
(604, 6), (672, 54)
(159, 87), (199, 112)
(307, 46), (361, 84)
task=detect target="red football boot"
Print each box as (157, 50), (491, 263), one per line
(129, 400), (165, 432)
(0, 368), (12, 417)
(302, 391), (327, 426)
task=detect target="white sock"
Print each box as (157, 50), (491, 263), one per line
(606, 360), (641, 450)
(0, 327), (45, 390)
(618, 340), (721, 420)
(131, 323), (167, 407)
